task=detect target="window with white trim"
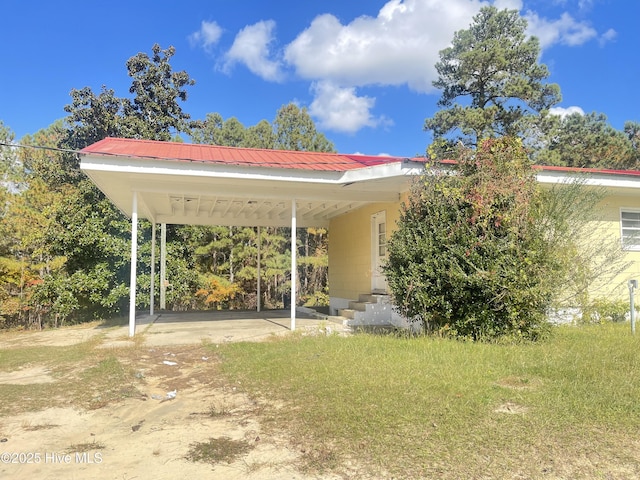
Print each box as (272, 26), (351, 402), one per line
(621, 209), (640, 250)
(378, 221), (387, 256)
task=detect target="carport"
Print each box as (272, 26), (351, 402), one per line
(79, 137), (418, 336)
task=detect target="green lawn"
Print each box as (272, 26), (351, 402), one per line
(216, 323), (640, 479)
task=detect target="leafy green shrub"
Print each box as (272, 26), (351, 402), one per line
(581, 298), (630, 324)
(385, 138), (560, 341)
(301, 288), (329, 307)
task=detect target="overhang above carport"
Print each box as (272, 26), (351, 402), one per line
(79, 138), (425, 228)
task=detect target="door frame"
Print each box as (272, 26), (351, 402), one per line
(371, 210), (388, 293)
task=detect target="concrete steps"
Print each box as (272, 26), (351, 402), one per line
(337, 293), (380, 320)
(336, 293), (396, 327)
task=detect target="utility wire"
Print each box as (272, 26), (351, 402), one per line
(0, 141), (80, 156)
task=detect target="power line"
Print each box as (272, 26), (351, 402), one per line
(0, 141), (80, 156)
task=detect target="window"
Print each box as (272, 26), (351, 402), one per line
(378, 221), (387, 256)
(621, 209), (640, 250)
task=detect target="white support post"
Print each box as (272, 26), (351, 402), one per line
(160, 223), (167, 310)
(128, 193), (139, 337)
(257, 226), (261, 313)
(630, 280), (637, 335)
(290, 200), (297, 331)
(150, 222), (156, 316)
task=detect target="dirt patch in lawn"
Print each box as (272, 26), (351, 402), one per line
(0, 323), (106, 348)
(0, 327), (343, 480)
(0, 365), (55, 385)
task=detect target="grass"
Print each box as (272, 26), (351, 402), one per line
(207, 401), (231, 417)
(3, 320), (640, 477)
(185, 437), (253, 465)
(216, 323), (640, 479)
(21, 422), (59, 431)
(0, 338), (100, 371)
(66, 440), (106, 453)
(0, 337), (143, 415)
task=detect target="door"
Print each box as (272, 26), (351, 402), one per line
(371, 211), (388, 293)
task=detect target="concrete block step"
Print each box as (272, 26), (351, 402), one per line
(358, 293), (377, 303)
(338, 308), (356, 319)
(358, 293), (390, 303)
(348, 301), (369, 311)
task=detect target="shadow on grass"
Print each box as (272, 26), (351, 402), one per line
(95, 316), (129, 329)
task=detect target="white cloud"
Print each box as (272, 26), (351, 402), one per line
(223, 20), (283, 82)
(282, 0), (609, 134)
(577, 0), (595, 10)
(188, 21), (223, 50)
(283, 0), (490, 133)
(193, 0), (614, 135)
(351, 151), (393, 156)
(549, 106), (585, 118)
(309, 81), (391, 133)
(282, 0), (604, 92)
(284, 0), (486, 94)
(524, 11), (597, 48)
(599, 28), (617, 46)
(493, 0), (522, 9)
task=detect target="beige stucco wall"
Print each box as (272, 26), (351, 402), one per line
(328, 190), (640, 305)
(589, 194), (640, 301)
(328, 200), (402, 302)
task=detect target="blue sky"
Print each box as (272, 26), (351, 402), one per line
(1, 0), (638, 157)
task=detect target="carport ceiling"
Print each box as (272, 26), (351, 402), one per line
(80, 138), (425, 228)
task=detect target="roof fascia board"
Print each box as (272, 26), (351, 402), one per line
(339, 160), (425, 184)
(80, 153), (419, 186)
(81, 154), (360, 185)
(536, 170), (640, 189)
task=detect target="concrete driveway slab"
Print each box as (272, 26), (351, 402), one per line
(99, 309), (346, 348)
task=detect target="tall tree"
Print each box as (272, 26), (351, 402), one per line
(55, 44), (199, 321)
(273, 104), (335, 152)
(0, 123), (72, 328)
(625, 121), (640, 157)
(64, 86), (123, 151)
(64, 44), (197, 148)
(190, 114), (249, 147)
(190, 104), (334, 152)
(190, 113), (224, 145)
(20, 120), (80, 188)
(534, 112), (639, 170)
(0, 122), (18, 326)
(217, 117), (248, 147)
(0, 121), (17, 187)
(424, 6), (561, 155)
(122, 44), (198, 140)
(245, 119), (276, 149)
(1, 44), (203, 328)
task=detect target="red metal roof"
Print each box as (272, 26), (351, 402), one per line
(80, 137), (408, 172)
(81, 137), (640, 178)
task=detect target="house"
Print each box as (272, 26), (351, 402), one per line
(79, 137), (640, 335)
